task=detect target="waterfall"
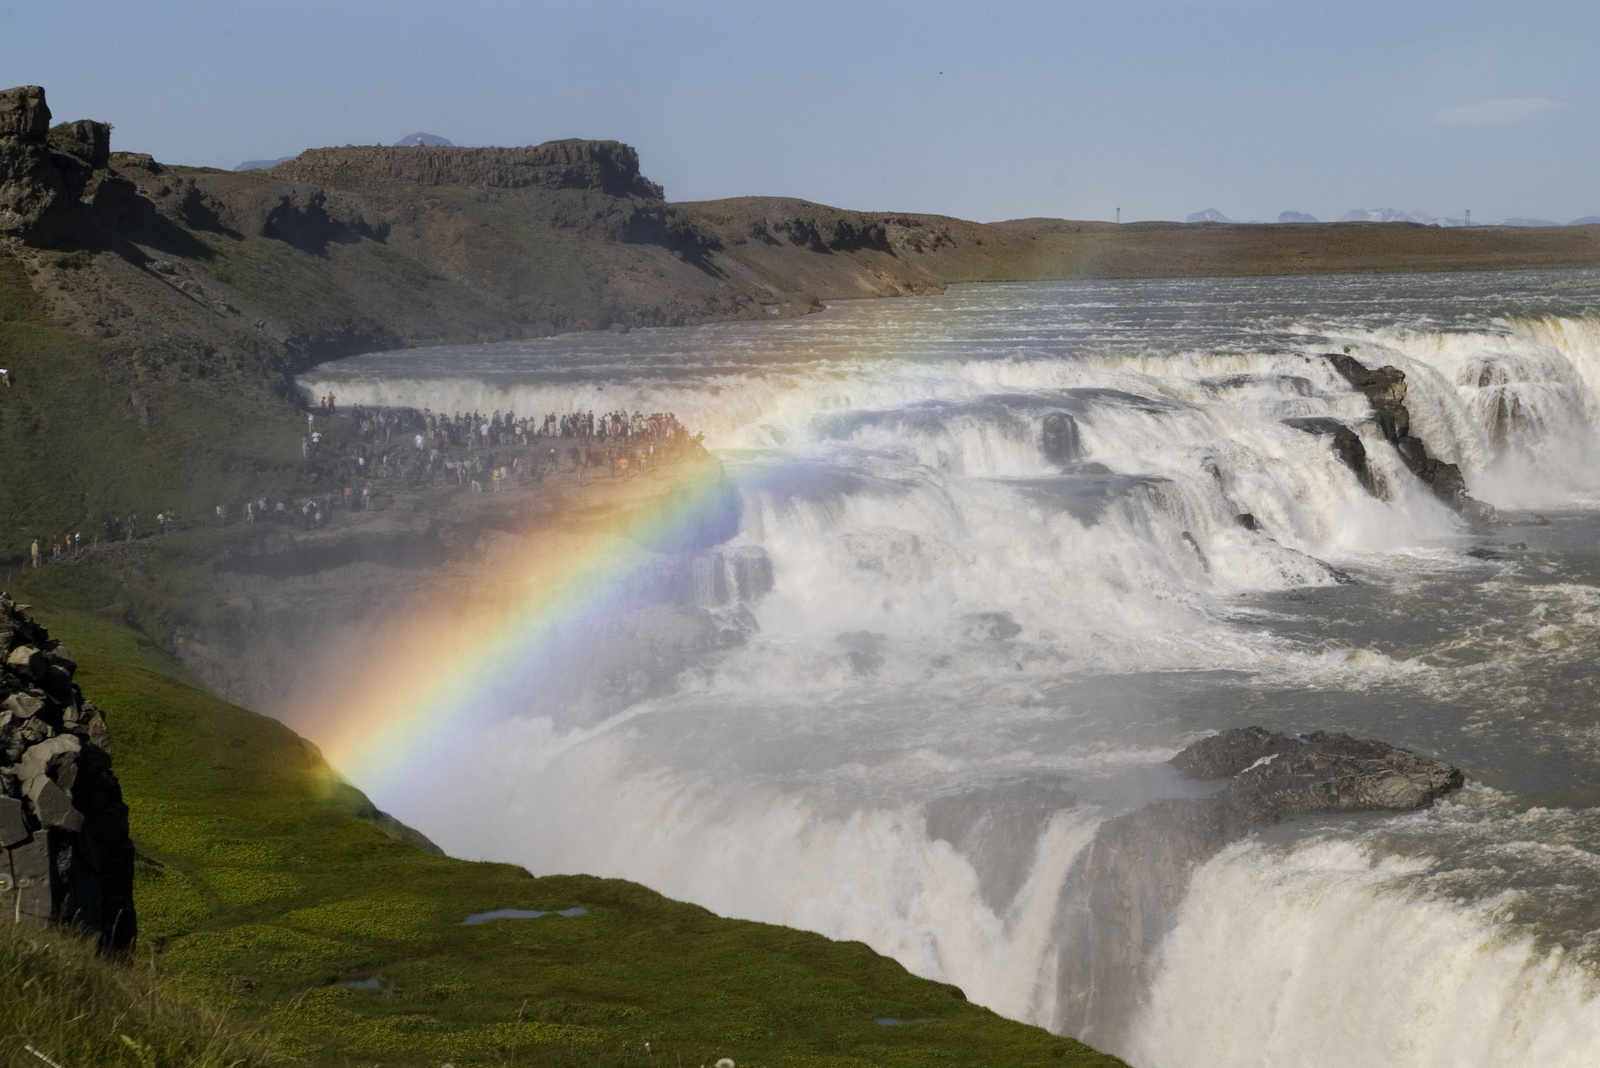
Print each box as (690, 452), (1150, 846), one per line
(305, 275), (1600, 1067)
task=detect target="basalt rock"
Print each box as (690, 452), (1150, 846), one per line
(0, 86), (72, 245)
(1324, 353), (1497, 524)
(1041, 411), (1083, 466)
(1053, 726), (1462, 1048)
(1183, 726), (1463, 829)
(0, 594), (135, 950)
(275, 140), (666, 199)
(0, 84), (156, 250)
(1281, 416), (1376, 495)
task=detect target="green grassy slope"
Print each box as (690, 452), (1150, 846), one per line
(18, 603), (1125, 1068)
(0, 917), (279, 1068)
(0, 252), (307, 563)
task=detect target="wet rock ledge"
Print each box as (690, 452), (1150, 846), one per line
(1323, 352), (1498, 525)
(1172, 724), (1464, 830)
(0, 595), (135, 949)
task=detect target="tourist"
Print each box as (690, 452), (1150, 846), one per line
(30, 539), (39, 568)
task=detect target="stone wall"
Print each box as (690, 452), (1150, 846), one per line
(0, 595), (135, 950)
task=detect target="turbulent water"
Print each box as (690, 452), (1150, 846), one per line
(303, 271), (1600, 1065)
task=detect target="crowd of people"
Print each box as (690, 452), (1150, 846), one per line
(303, 401), (701, 492)
(23, 511), (175, 569)
(17, 399), (705, 570)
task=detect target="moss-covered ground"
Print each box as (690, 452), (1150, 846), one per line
(7, 602), (1125, 1068)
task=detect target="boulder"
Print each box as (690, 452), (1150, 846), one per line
(0, 85), (49, 141)
(0, 795), (27, 847)
(5, 644), (42, 676)
(2, 692), (42, 718)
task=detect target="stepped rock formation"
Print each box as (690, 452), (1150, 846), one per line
(1324, 352), (1498, 524)
(1285, 353), (1496, 524)
(1055, 727), (1462, 1047)
(0, 595), (135, 949)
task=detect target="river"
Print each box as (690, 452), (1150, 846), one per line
(300, 270), (1600, 1066)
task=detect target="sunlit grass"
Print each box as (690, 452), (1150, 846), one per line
(0, 605), (1128, 1067)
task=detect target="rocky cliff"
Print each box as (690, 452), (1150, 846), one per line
(0, 594), (135, 950)
(274, 140), (665, 198)
(6, 80), (1600, 397)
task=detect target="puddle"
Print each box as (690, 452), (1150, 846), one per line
(339, 977), (391, 993)
(461, 906), (587, 926)
(875, 1017), (934, 1026)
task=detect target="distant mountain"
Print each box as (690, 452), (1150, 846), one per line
(393, 133), (454, 147)
(1501, 218), (1562, 228)
(1572, 216), (1600, 226)
(1337, 208), (1439, 224)
(1278, 211), (1318, 223)
(1186, 208), (1234, 223)
(233, 156), (294, 172)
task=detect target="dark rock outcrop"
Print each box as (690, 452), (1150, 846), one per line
(0, 595), (135, 950)
(0, 85), (207, 257)
(1041, 411), (1083, 466)
(1282, 416), (1376, 494)
(0, 85), (72, 245)
(1178, 726), (1463, 828)
(1054, 727), (1462, 1048)
(1325, 353), (1497, 524)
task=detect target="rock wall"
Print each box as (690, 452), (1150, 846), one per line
(275, 140), (665, 199)
(0, 595), (135, 950)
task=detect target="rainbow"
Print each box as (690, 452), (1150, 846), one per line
(311, 455), (741, 792)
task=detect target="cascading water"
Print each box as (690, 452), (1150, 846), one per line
(302, 270), (1600, 1065)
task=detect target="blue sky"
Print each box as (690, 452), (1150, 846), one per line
(7, 1), (1596, 223)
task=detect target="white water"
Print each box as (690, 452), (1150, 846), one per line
(1130, 836), (1600, 1068)
(305, 272), (1600, 1064)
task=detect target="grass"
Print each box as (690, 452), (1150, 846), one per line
(0, 917), (282, 1068)
(429, 187), (615, 328)
(9, 604), (1127, 1068)
(0, 251), (310, 565)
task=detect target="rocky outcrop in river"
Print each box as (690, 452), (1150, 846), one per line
(1055, 727), (1462, 1049)
(1324, 352), (1498, 525)
(0, 595), (135, 950)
